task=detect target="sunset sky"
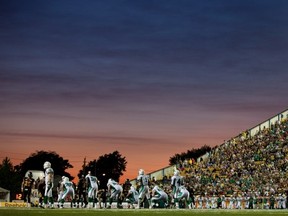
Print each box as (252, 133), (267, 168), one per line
(1, 0), (288, 183)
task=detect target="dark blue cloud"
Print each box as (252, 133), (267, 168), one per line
(0, 0), (287, 125)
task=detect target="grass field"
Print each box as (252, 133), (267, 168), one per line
(1, 208), (288, 216)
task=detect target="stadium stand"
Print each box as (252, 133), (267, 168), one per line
(145, 109), (288, 209)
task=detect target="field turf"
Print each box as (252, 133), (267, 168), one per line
(1, 209), (288, 216)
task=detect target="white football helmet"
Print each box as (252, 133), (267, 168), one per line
(138, 169), (144, 175)
(108, 178), (113, 184)
(64, 177), (69, 182)
(174, 170), (180, 176)
(43, 161), (51, 169)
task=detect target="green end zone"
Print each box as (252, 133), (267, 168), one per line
(1, 209), (288, 216)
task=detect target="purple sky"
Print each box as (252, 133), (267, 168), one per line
(0, 0), (287, 181)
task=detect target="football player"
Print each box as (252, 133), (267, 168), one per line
(85, 171), (99, 208)
(59, 177), (76, 208)
(106, 178), (123, 209)
(21, 171), (35, 205)
(136, 169), (150, 208)
(150, 185), (168, 208)
(125, 185), (139, 209)
(171, 169), (183, 208)
(176, 185), (191, 209)
(37, 176), (45, 208)
(76, 174), (88, 208)
(43, 161), (54, 208)
(56, 176), (65, 208)
(97, 189), (107, 209)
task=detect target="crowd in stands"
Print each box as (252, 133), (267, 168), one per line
(156, 118), (288, 209)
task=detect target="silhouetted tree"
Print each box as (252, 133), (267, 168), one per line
(0, 157), (22, 200)
(169, 145), (212, 165)
(80, 151), (127, 189)
(18, 151), (74, 180)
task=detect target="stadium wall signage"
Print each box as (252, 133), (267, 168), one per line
(0, 202), (28, 208)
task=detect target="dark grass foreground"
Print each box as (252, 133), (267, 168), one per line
(1, 209), (288, 216)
